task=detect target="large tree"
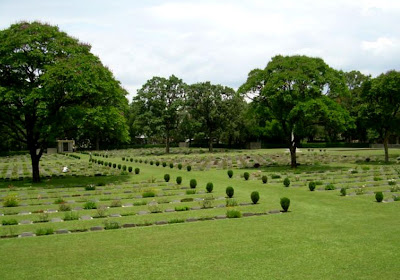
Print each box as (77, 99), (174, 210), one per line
(133, 75), (186, 153)
(0, 21), (129, 182)
(239, 55), (353, 167)
(360, 70), (400, 163)
(187, 82), (236, 152)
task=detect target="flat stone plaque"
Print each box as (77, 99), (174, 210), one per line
(90, 226), (104, 231)
(80, 215), (92, 220)
(19, 232), (35, 237)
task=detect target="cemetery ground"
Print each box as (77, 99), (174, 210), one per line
(0, 148), (399, 279)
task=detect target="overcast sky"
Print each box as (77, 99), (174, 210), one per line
(1, 0), (399, 101)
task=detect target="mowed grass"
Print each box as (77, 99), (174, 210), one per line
(0, 148), (399, 279)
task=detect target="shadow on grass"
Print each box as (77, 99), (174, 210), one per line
(239, 164), (347, 173)
(0, 175), (131, 189)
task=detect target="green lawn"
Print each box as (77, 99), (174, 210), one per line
(0, 148), (399, 279)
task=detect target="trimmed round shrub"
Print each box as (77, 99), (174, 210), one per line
(226, 186), (234, 198)
(134, 168), (140, 174)
(112, 163), (116, 168)
(251, 191), (260, 204)
(187, 165), (192, 172)
(178, 163), (182, 170)
(227, 170), (233, 178)
(108, 162), (112, 167)
(150, 161), (154, 165)
(128, 166), (133, 172)
(206, 182), (214, 193)
(130, 158), (133, 162)
(375, 191), (383, 202)
(122, 157), (125, 161)
(162, 162), (167, 167)
(164, 174), (170, 182)
(156, 161), (160, 166)
(244, 172), (250, 181)
(190, 179), (197, 189)
(283, 177), (290, 187)
(340, 187), (347, 196)
(308, 181), (316, 191)
(117, 164), (121, 170)
(226, 209), (242, 218)
(176, 176), (182, 185)
(262, 175), (268, 184)
(169, 163), (173, 168)
(122, 165), (127, 171)
(280, 197), (290, 212)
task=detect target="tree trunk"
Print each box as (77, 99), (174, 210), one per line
(30, 149), (41, 183)
(95, 137), (100, 151)
(166, 130), (170, 154)
(289, 144), (297, 168)
(383, 133), (390, 163)
(208, 130), (213, 153)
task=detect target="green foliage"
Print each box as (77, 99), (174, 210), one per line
(83, 201), (97, 210)
(202, 195), (214, 209)
(226, 209), (242, 218)
(178, 163), (182, 169)
(142, 191), (156, 198)
(104, 220), (120, 230)
(243, 172), (250, 181)
(2, 219), (18, 226)
(226, 198), (238, 207)
(63, 211), (79, 221)
(169, 163), (174, 168)
(227, 170), (233, 178)
(375, 192), (384, 202)
(186, 189), (196, 195)
(176, 176), (182, 185)
(190, 179), (197, 189)
(251, 191), (260, 204)
(128, 166), (133, 172)
(283, 177), (291, 187)
(206, 182), (214, 193)
(110, 200), (122, 208)
(308, 181), (316, 191)
(54, 198), (66, 204)
(95, 205), (108, 218)
(150, 161), (154, 165)
(2, 195), (19, 207)
(164, 174), (170, 182)
(162, 162), (167, 167)
(135, 168), (140, 174)
(38, 212), (49, 223)
(262, 175), (268, 184)
(175, 206), (190, 211)
(58, 203), (71, 212)
(187, 165), (192, 171)
(85, 185), (96, 191)
(340, 188), (347, 196)
(271, 174), (281, 179)
(280, 197), (291, 212)
(122, 165), (127, 171)
(168, 218), (185, 224)
(325, 184), (335, 190)
(388, 179), (397, 186)
(180, 198), (194, 202)
(117, 164), (122, 170)
(226, 186), (234, 198)
(36, 228), (54, 236)
(156, 161), (160, 166)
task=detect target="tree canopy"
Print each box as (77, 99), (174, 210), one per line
(0, 21), (129, 181)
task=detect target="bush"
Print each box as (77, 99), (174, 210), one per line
(169, 163), (174, 168)
(251, 191), (260, 204)
(112, 163), (116, 168)
(175, 205), (190, 211)
(85, 184), (96, 191)
(58, 203), (71, 212)
(187, 165), (192, 171)
(226, 209), (242, 218)
(176, 176), (182, 185)
(3, 195), (18, 207)
(280, 197), (290, 212)
(227, 170), (233, 178)
(262, 175), (268, 184)
(226, 186), (234, 198)
(148, 202), (162, 213)
(186, 189), (196, 195)
(168, 218), (185, 224)
(117, 164), (121, 170)
(142, 191), (156, 198)
(283, 177), (290, 187)
(38, 212), (49, 223)
(164, 174), (170, 182)
(83, 201), (97, 210)
(226, 198), (238, 207)
(150, 161), (154, 165)
(2, 219), (18, 226)
(271, 174), (281, 179)
(375, 191), (383, 202)
(206, 182), (214, 193)
(308, 181), (316, 191)
(110, 199), (122, 208)
(181, 197), (194, 202)
(36, 228), (54, 236)
(122, 165), (127, 171)
(54, 197), (66, 204)
(202, 195), (214, 209)
(388, 179), (397, 186)
(128, 166), (133, 172)
(130, 158), (133, 162)
(325, 184), (335, 190)
(63, 211), (79, 221)
(340, 187), (347, 196)
(162, 162), (167, 167)
(244, 172), (250, 181)
(155, 161), (160, 166)
(190, 179), (197, 189)
(139, 159), (143, 163)
(178, 163), (182, 170)
(104, 220), (120, 230)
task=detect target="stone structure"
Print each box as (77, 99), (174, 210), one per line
(57, 140), (75, 153)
